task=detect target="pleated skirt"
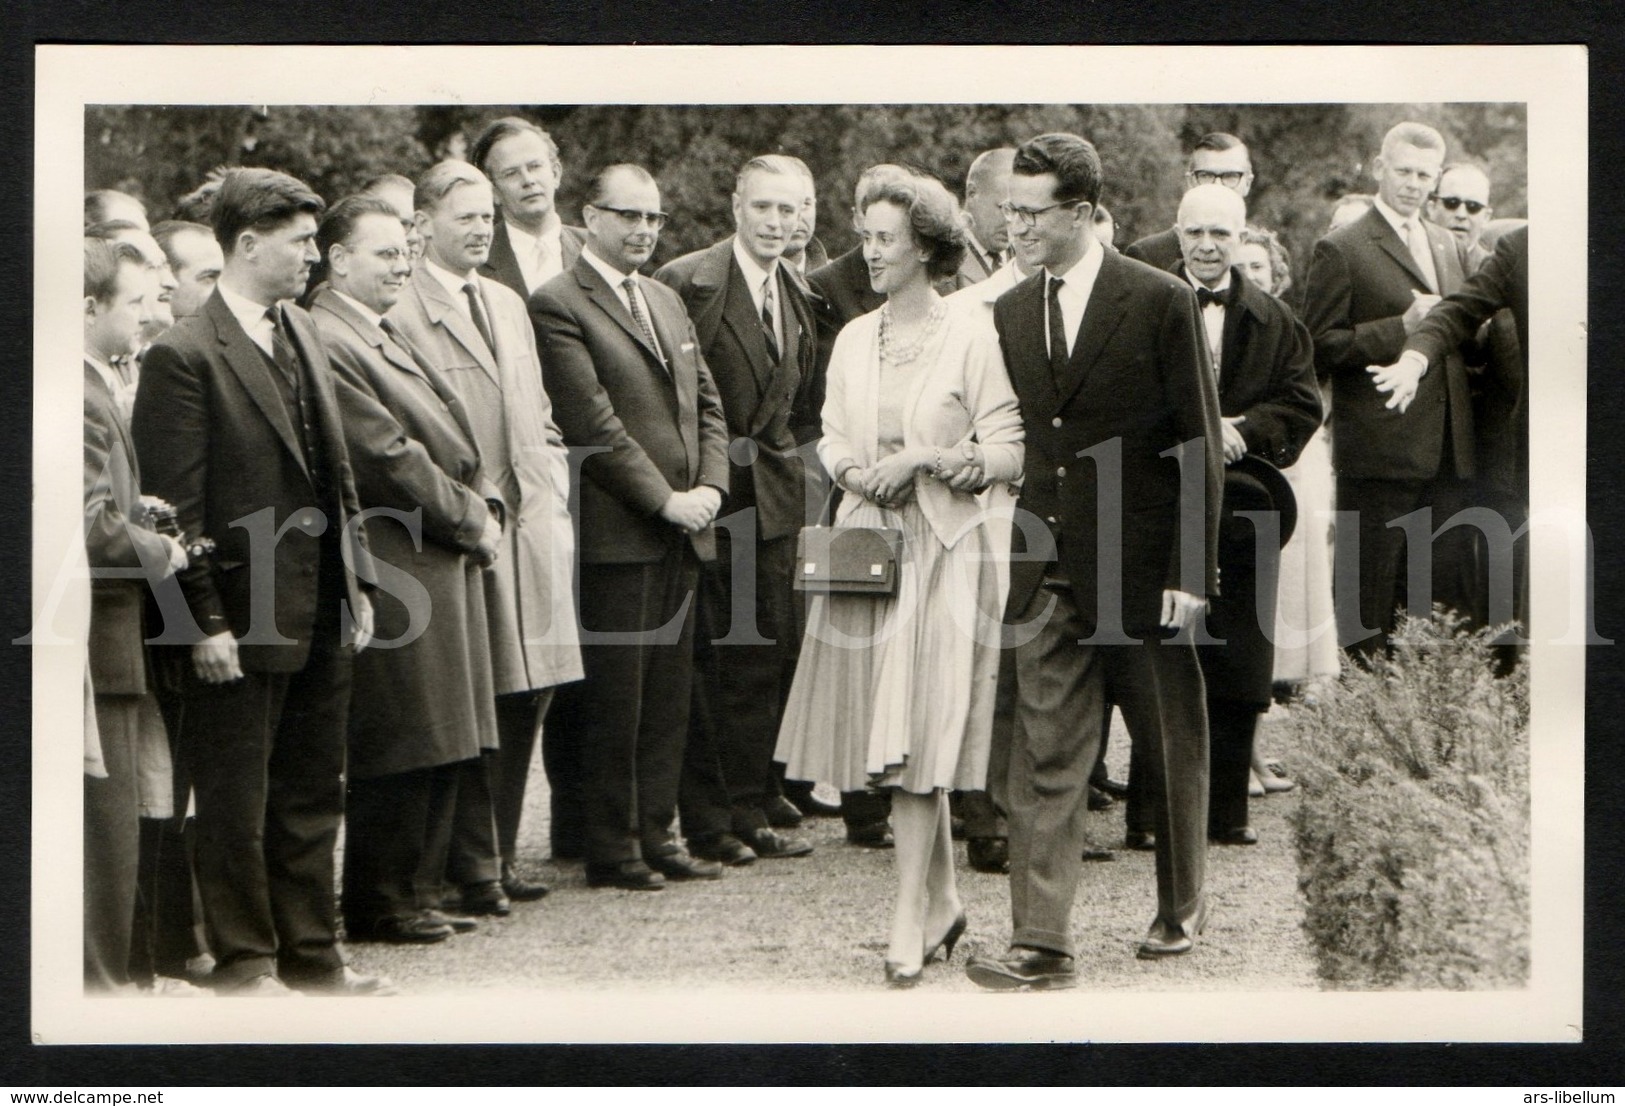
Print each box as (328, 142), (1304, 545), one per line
(1272, 428), (1341, 683)
(774, 497), (1001, 795)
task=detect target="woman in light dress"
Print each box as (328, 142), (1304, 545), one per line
(775, 174), (1023, 986)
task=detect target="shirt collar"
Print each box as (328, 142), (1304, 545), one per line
(1185, 267), (1234, 299)
(504, 212), (561, 253)
(217, 278), (278, 334)
(85, 353), (120, 394)
(1043, 233), (1103, 289)
(731, 235), (779, 291)
(582, 244), (638, 291)
(425, 256), (477, 301)
(1372, 195), (1418, 239)
(333, 289), (384, 330)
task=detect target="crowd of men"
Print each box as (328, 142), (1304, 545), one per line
(79, 113), (1530, 995)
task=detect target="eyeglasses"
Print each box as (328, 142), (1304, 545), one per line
(1189, 169), (1250, 188)
(998, 199), (1084, 228)
(589, 204), (669, 229)
(1432, 196), (1487, 216)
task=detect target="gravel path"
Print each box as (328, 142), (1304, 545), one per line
(345, 707), (1319, 994)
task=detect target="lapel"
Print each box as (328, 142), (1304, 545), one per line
(576, 258), (668, 373)
(1365, 206), (1433, 291)
(1423, 221), (1459, 294)
(718, 249), (777, 391)
(643, 278), (698, 476)
(560, 225), (586, 271)
(480, 221), (528, 299)
(85, 363), (140, 479)
(204, 292), (310, 480)
(1003, 272), (1060, 415)
(746, 266), (808, 439)
(283, 304), (351, 493)
(411, 266), (502, 385)
(1053, 248), (1131, 410)
(1219, 268), (1270, 399)
(314, 287), (426, 383)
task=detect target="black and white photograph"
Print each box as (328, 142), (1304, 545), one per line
(28, 43), (1587, 1046)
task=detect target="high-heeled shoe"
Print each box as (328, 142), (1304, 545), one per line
(883, 960), (922, 988)
(924, 913), (968, 963)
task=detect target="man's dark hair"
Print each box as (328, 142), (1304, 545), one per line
(84, 237), (145, 302)
(85, 189), (145, 228)
(84, 219), (145, 241)
(1190, 132), (1250, 165)
(1011, 133), (1103, 207)
(211, 168), (325, 257)
(317, 194), (402, 263)
(583, 163), (658, 208)
(469, 116), (561, 179)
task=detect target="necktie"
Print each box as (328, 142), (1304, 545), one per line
(534, 235), (559, 288)
(987, 249), (1003, 274)
(1046, 275), (1068, 388)
(622, 275), (662, 361)
(462, 280), (496, 356)
(1405, 220), (1438, 293)
(761, 274), (780, 361)
(266, 306), (301, 396)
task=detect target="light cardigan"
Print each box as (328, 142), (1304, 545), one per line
(818, 304), (1024, 550)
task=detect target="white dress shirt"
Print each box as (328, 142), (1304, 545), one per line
(1042, 234), (1104, 360)
(425, 257), (482, 324)
(731, 235), (783, 353)
(216, 280), (280, 358)
(1185, 267), (1233, 371)
(505, 215), (565, 294)
(581, 247), (664, 362)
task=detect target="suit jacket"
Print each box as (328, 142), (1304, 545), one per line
(85, 364), (172, 696)
(133, 291), (371, 674)
(996, 249), (1223, 636)
(1124, 226), (1182, 273)
(309, 287), (501, 775)
(653, 237), (816, 542)
(956, 238), (1006, 287)
(529, 254), (730, 565)
(386, 265), (584, 695)
(1302, 204), (1474, 482)
(481, 219), (588, 303)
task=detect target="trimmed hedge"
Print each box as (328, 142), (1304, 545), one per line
(1287, 612), (1530, 989)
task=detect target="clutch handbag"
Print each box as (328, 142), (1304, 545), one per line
(793, 524), (904, 596)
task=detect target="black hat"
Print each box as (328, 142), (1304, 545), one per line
(1220, 454), (1297, 549)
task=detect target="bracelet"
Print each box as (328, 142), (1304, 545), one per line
(932, 447), (946, 480)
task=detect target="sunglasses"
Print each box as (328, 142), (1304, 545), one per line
(1432, 196), (1487, 216)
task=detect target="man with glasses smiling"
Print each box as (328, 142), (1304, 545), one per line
(531, 164), (732, 892)
(1126, 132), (1254, 273)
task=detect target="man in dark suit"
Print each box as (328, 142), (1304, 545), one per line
(82, 236), (190, 992)
(530, 164), (732, 891)
(1426, 163), (1495, 270)
(311, 194), (507, 945)
(132, 168), (390, 996)
(780, 157), (829, 285)
(470, 116), (587, 302)
(1125, 133), (1254, 273)
(1303, 121), (1476, 662)
(966, 133), (1222, 990)
(654, 154), (819, 863)
(1173, 184), (1322, 844)
(1375, 225), (1530, 668)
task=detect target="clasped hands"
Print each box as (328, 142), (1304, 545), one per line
(659, 485), (723, 534)
(190, 593), (375, 685)
(840, 444), (985, 509)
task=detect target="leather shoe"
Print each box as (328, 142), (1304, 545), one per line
(1209, 826), (1259, 846)
(289, 966), (398, 997)
(846, 822), (894, 849)
(1081, 846), (1116, 862)
(1087, 785), (1115, 811)
(461, 880), (511, 916)
(1094, 775), (1130, 799)
(418, 908), (478, 934)
(762, 795), (805, 828)
(741, 826), (814, 859)
(788, 789), (842, 818)
(501, 864), (551, 902)
(647, 850), (724, 881)
(1137, 896), (1211, 960)
(689, 833), (758, 866)
(585, 859), (665, 891)
(965, 946), (1077, 991)
(966, 837), (1009, 874)
(219, 972), (301, 997)
(1124, 831), (1157, 851)
(346, 913), (453, 944)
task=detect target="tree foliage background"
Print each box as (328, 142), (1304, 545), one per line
(87, 102), (1526, 303)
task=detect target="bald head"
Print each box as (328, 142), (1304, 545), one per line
(964, 148), (1017, 257)
(1177, 183), (1247, 289)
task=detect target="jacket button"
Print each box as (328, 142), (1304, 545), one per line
(1051, 417), (1063, 429)
(1046, 516), (1057, 525)
(1056, 466), (1066, 479)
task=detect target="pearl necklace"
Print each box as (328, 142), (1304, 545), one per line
(878, 301), (947, 366)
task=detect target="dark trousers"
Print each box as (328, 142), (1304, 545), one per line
(1337, 473), (1478, 664)
(549, 549), (701, 866)
(1206, 698), (1261, 834)
(999, 582), (1209, 958)
(344, 760), (465, 926)
(444, 752), (502, 890)
(128, 816), (200, 984)
(181, 644), (350, 987)
(84, 698), (140, 992)
(489, 688), (555, 865)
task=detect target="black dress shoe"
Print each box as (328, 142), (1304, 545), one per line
(418, 908), (478, 934)
(924, 912), (968, 963)
(1094, 776), (1130, 799)
(741, 827), (814, 859)
(966, 837), (1009, 874)
(689, 833), (758, 866)
(288, 966), (398, 997)
(1209, 826), (1259, 846)
(647, 850), (724, 881)
(345, 914), (453, 944)
(1080, 846), (1116, 862)
(461, 880), (512, 916)
(585, 859), (666, 890)
(965, 946), (1077, 991)
(1124, 831), (1157, 851)
(1137, 896), (1211, 959)
(950, 815), (967, 840)
(788, 790), (842, 818)
(762, 795), (805, 828)
(846, 822), (894, 849)
(501, 864), (551, 901)
(1087, 785), (1115, 812)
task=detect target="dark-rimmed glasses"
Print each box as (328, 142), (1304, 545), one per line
(1432, 196), (1487, 215)
(998, 199), (1084, 228)
(589, 204), (669, 229)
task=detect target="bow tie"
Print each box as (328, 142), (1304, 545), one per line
(1196, 285), (1230, 309)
